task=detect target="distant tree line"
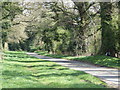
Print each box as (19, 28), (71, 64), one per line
(0, 1), (120, 57)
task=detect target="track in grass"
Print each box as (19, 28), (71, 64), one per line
(2, 51), (107, 88)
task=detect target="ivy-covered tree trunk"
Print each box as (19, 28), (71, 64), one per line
(100, 2), (116, 57)
(72, 2), (88, 56)
(0, 3), (3, 51)
(118, 1), (120, 36)
(117, 1), (120, 57)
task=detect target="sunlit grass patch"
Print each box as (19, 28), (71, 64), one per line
(2, 51), (107, 88)
(68, 55), (120, 69)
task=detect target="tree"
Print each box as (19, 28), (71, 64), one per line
(1, 1), (119, 58)
(99, 2), (116, 56)
(1, 2), (23, 50)
(116, 1), (120, 57)
(70, 1), (97, 55)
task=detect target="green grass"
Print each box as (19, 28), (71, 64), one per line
(35, 51), (120, 69)
(1, 51), (107, 88)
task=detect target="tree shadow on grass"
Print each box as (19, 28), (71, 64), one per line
(3, 65), (74, 80)
(4, 59), (51, 63)
(31, 72), (86, 77)
(3, 61), (106, 88)
(17, 60), (50, 63)
(5, 55), (36, 59)
(23, 64), (61, 68)
(46, 54), (69, 58)
(3, 70), (29, 77)
(5, 51), (25, 54)
(4, 52), (36, 59)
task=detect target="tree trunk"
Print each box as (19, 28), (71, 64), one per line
(117, 1), (120, 58)
(0, 36), (3, 60)
(99, 2), (116, 57)
(4, 42), (9, 51)
(0, 39), (3, 51)
(72, 2), (88, 55)
(0, 29), (3, 51)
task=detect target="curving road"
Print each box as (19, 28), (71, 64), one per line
(27, 52), (120, 89)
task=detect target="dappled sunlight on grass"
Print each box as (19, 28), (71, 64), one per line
(2, 51), (107, 88)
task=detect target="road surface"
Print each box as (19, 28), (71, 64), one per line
(27, 52), (120, 88)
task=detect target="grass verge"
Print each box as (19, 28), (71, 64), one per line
(1, 51), (107, 88)
(35, 51), (120, 69)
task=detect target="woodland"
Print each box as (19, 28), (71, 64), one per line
(1, 1), (120, 57)
(0, 1), (120, 88)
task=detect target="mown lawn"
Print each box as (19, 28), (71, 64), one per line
(1, 51), (107, 88)
(35, 51), (120, 69)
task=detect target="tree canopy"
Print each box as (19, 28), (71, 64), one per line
(1, 1), (120, 57)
